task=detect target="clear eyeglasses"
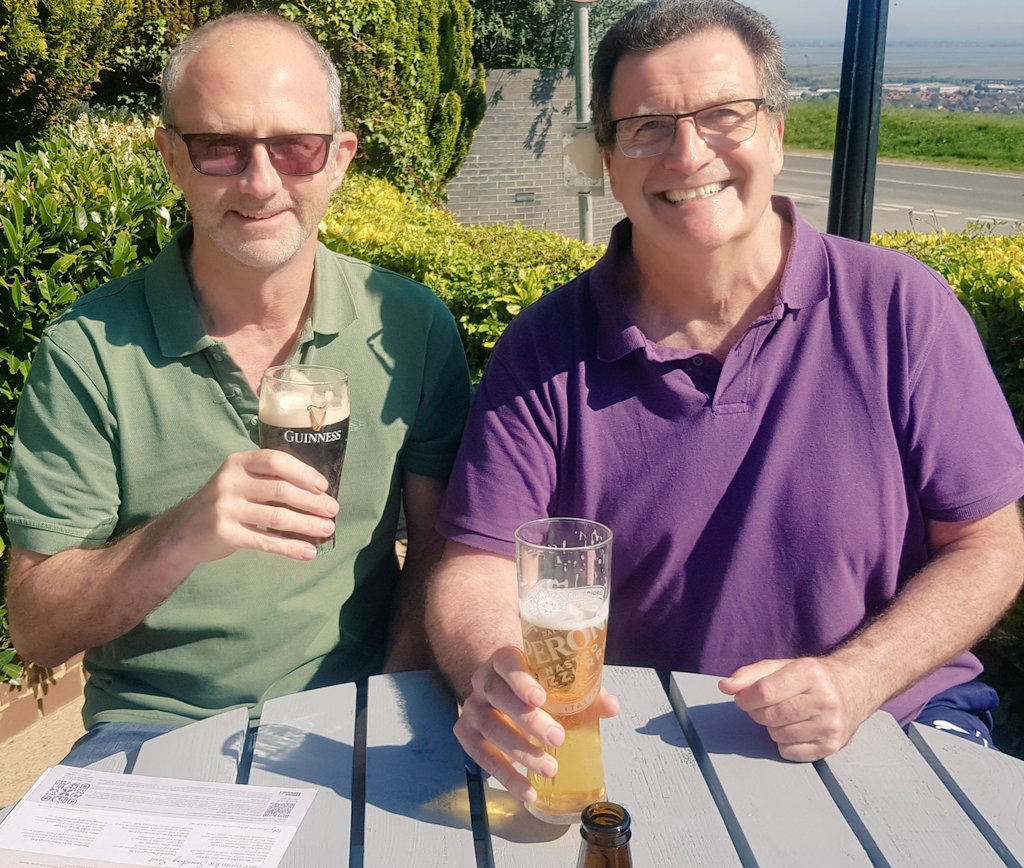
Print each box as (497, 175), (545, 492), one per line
(611, 98), (767, 158)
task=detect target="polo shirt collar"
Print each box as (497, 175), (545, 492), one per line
(145, 224), (211, 358)
(591, 195), (830, 363)
(144, 225), (358, 358)
(309, 241), (358, 337)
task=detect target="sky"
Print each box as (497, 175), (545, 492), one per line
(751, 0), (1024, 41)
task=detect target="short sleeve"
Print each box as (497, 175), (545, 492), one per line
(906, 283), (1024, 521)
(4, 333), (121, 553)
(398, 301), (472, 479)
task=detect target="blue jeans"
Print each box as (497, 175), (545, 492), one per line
(913, 680), (999, 749)
(59, 722), (176, 769)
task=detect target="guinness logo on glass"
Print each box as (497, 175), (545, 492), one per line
(308, 403), (327, 431)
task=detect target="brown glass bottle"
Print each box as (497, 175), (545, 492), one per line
(576, 801), (633, 868)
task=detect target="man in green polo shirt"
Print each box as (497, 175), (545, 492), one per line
(3, 12), (470, 764)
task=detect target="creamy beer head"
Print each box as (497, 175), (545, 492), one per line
(259, 366), (350, 429)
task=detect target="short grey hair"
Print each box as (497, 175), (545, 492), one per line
(592, 0), (789, 150)
(161, 12), (343, 131)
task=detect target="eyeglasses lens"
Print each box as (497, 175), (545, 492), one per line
(616, 100), (761, 158)
(184, 134), (331, 176)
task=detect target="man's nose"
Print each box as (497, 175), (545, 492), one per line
(662, 116), (713, 169)
(239, 143), (284, 195)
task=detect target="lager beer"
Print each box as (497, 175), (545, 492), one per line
(259, 365), (349, 554)
(520, 582), (609, 822)
(515, 517), (613, 824)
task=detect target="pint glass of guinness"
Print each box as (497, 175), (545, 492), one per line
(515, 517), (612, 824)
(259, 364), (350, 555)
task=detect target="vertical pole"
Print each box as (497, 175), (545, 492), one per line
(573, 0), (594, 243)
(826, 0), (890, 241)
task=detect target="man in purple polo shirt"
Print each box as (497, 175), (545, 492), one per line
(425, 0), (1024, 806)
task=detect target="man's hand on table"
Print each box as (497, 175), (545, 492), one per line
(454, 645), (621, 804)
(720, 657), (875, 762)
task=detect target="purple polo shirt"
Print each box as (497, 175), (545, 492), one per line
(438, 197), (1024, 723)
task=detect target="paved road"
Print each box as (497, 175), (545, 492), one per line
(777, 153), (1024, 235)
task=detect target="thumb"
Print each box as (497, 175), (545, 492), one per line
(719, 658), (790, 695)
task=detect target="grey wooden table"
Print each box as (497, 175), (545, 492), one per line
(42, 667), (1024, 866)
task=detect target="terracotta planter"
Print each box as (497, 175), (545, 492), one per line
(0, 655), (86, 744)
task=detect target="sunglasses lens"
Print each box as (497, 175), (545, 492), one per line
(266, 135), (330, 175)
(183, 134), (330, 176)
(187, 135), (249, 176)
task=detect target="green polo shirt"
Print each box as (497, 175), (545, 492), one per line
(4, 224), (470, 727)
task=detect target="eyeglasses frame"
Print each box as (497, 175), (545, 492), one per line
(164, 127), (338, 177)
(610, 98), (769, 158)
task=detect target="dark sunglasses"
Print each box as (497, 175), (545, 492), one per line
(166, 128), (336, 176)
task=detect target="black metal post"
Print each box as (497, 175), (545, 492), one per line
(826, 0), (890, 241)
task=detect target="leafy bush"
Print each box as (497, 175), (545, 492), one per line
(0, 114), (188, 516)
(250, 0), (486, 200)
(0, 0), (138, 147)
(322, 174), (603, 380)
(92, 0), (251, 112)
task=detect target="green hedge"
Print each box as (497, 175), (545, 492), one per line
(0, 0), (138, 147)
(324, 175), (603, 380)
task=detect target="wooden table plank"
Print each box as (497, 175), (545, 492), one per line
(132, 707), (247, 783)
(909, 721), (1024, 865)
(363, 672), (476, 868)
(820, 712), (1003, 866)
(669, 672), (870, 867)
(602, 666), (740, 866)
(250, 683), (357, 868)
(87, 753), (129, 774)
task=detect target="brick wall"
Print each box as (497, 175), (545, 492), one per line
(0, 656), (85, 744)
(446, 69), (625, 242)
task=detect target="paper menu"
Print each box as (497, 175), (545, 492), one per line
(0, 764), (316, 868)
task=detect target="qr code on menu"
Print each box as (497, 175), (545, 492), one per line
(262, 801), (295, 819)
(40, 779), (91, 806)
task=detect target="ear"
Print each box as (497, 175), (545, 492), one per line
(601, 148), (622, 204)
(328, 131), (359, 193)
(155, 127), (188, 187)
(769, 114), (785, 177)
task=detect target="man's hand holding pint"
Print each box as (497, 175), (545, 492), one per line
(455, 646), (620, 804)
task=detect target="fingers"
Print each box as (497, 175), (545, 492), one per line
(596, 687), (620, 720)
(473, 648), (563, 747)
(452, 649), (563, 803)
(719, 658), (790, 696)
(724, 657), (861, 761)
(174, 450), (342, 564)
(243, 449), (332, 495)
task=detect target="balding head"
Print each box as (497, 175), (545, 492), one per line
(161, 12), (343, 132)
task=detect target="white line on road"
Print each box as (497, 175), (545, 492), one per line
(784, 168), (832, 177)
(875, 177), (972, 191)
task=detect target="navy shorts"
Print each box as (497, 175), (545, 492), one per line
(912, 680), (999, 749)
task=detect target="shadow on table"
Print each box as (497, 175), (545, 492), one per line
(676, 700), (780, 760)
(248, 716), (476, 834)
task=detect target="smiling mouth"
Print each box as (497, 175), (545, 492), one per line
(662, 182), (725, 204)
